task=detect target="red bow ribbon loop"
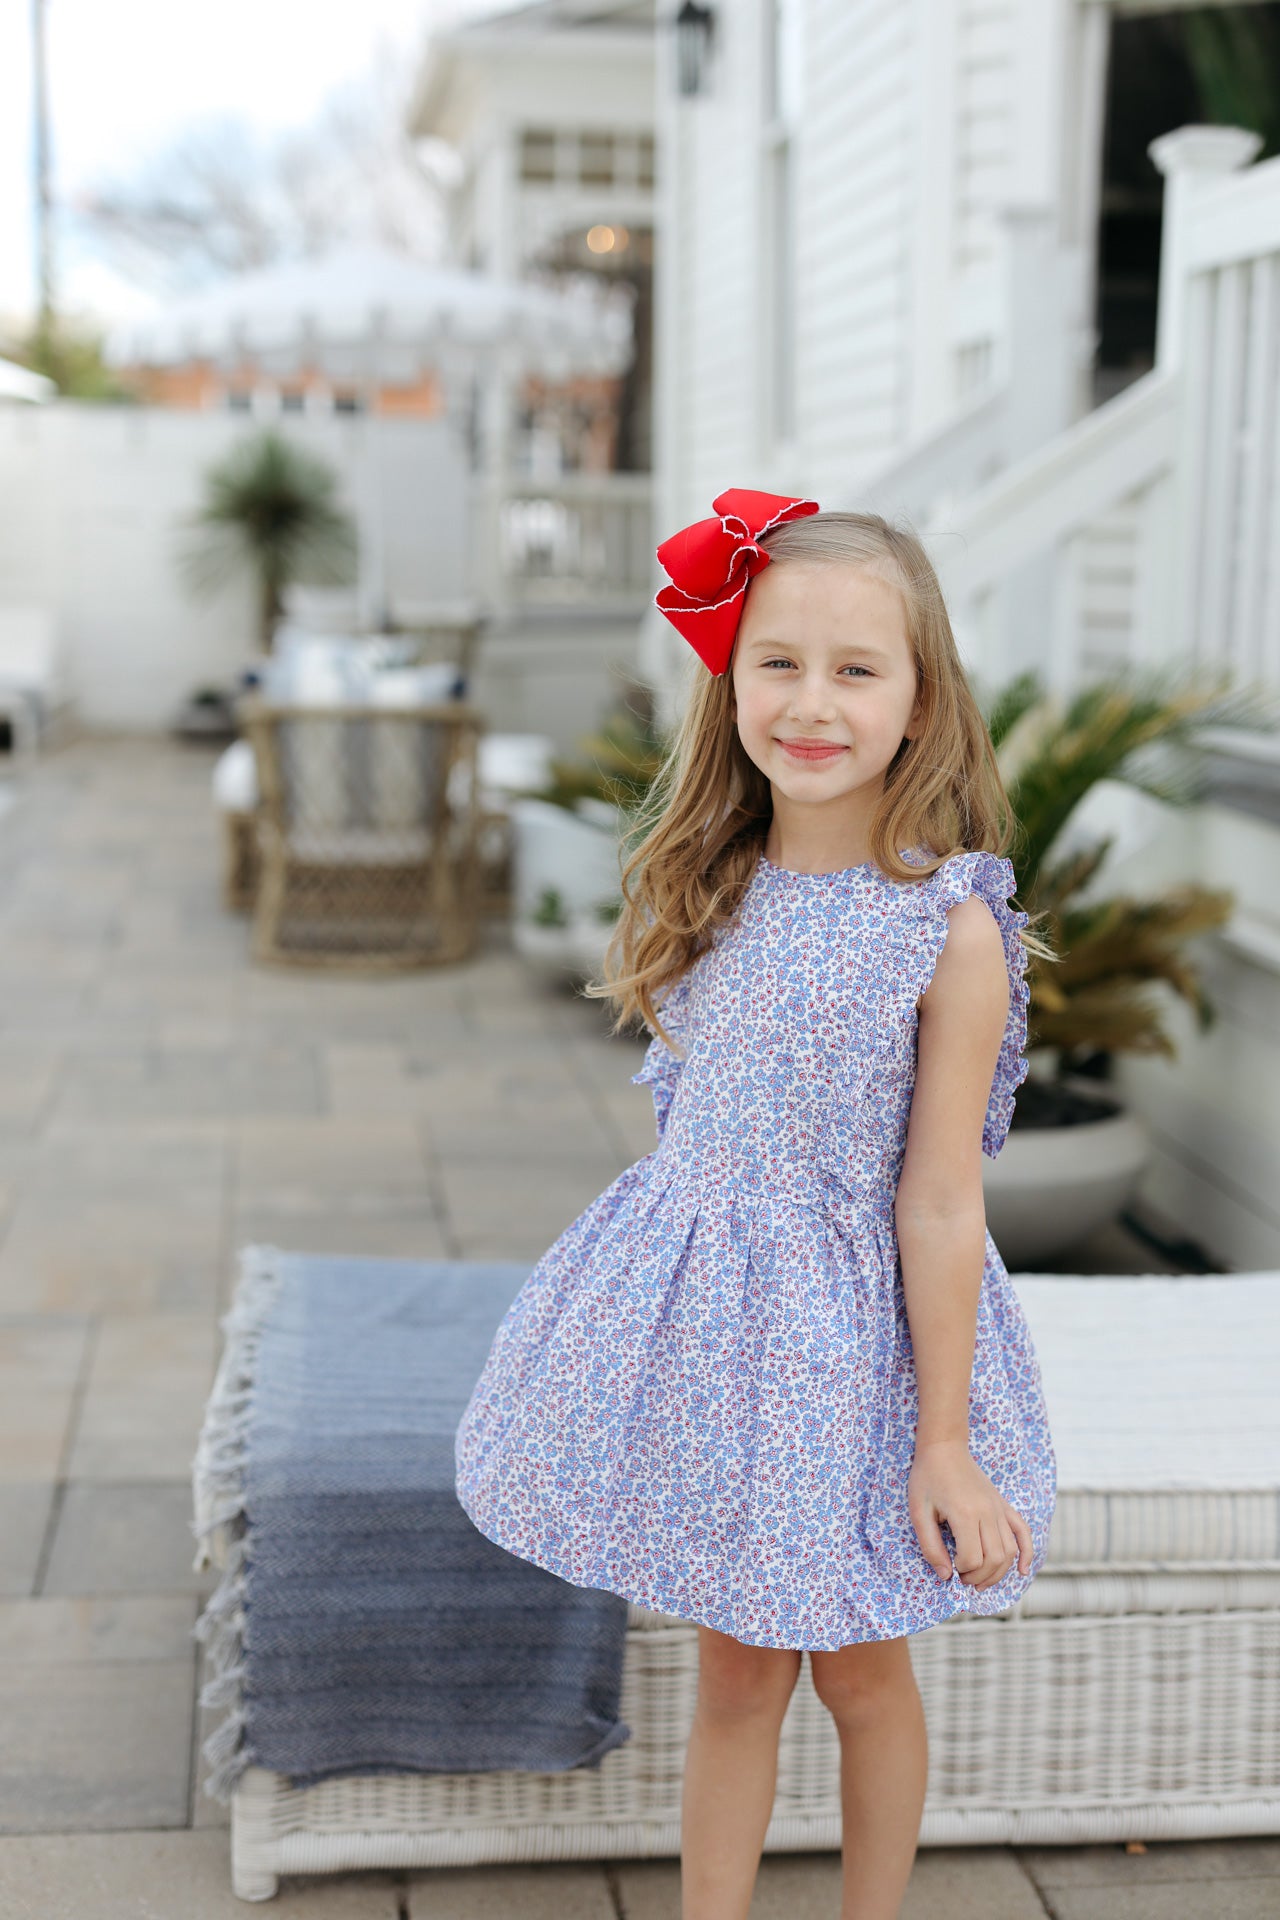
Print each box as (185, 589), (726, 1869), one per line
(654, 487), (820, 675)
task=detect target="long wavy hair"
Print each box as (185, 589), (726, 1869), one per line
(591, 511), (1042, 1040)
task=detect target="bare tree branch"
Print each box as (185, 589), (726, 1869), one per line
(71, 44), (447, 294)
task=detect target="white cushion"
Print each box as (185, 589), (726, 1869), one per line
(1013, 1274), (1280, 1566)
(212, 740), (259, 813)
(0, 608), (60, 693)
(478, 733), (555, 799)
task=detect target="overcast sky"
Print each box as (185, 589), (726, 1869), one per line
(1, 0), (493, 331)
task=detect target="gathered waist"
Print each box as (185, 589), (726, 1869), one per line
(646, 1139), (898, 1225)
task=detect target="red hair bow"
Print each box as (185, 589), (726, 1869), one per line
(654, 487), (820, 675)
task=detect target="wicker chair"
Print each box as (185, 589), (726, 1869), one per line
(240, 698), (484, 969)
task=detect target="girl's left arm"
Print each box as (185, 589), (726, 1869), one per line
(895, 895), (1035, 1591)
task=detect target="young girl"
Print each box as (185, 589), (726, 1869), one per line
(455, 491), (1057, 1920)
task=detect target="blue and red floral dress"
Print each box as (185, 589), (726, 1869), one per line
(454, 847), (1057, 1650)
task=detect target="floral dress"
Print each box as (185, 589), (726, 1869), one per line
(454, 847), (1057, 1650)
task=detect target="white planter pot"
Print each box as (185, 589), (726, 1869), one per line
(509, 798), (623, 925)
(982, 1079), (1151, 1268)
(569, 914), (614, 979)
(512, 919), (581, 984)
(512, 913), (614, 987)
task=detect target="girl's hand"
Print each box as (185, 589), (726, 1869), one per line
(908, 1440), (1034, 1589)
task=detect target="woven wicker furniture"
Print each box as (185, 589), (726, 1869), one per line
(240, 697), (484, 968)
(221, 809), (259, 913)
(194, 1269), (1280, 1902)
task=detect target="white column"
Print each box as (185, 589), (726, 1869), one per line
(1063, 0), (1110, 420)
(904, 0), (958, 441)
(1149, 126), (1261, 373)
(641, 0), (688, 718)
(999, 206), (1084, 684)
(473, 130), (518, 628)
(1148, 126), (1261, 669)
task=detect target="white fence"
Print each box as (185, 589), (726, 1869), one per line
(0, 405), (470, 730)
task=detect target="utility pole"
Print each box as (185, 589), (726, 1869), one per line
(32, 0), (56, 362)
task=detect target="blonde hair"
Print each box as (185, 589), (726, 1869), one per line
(591, 511), (1045, 1039)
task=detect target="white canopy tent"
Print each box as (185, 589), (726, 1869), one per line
(106, 246), (633, 386)
(105, 246), (634, 626)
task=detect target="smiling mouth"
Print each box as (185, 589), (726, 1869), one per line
(776, 738), (849, 762)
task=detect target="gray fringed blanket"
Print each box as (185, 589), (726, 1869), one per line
(192, 1247), (632, 1801)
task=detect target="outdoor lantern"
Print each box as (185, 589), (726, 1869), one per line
(675, 1), (715, 98)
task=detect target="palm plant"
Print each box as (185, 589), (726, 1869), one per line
(178, 430), (358, 653)
(987, 665), (1277, 1072)
(533, 686), (668, 815)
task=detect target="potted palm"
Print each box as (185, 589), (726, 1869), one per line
(983, 665), (1274, 1266)
(177, 429), (358, 657)
(512, 693), (666, 984)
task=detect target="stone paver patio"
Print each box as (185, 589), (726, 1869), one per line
(0, 736), (1274, 1917)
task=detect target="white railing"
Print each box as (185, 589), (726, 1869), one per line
(933, 374), (1179, 694)
(851, 386), (1008, 531)
(930, 371), (1178, 605)
(471, 472), (653, 619)
(927, 126), (1280, 696)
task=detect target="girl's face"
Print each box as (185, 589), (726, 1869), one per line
(731, 559), (922, 813)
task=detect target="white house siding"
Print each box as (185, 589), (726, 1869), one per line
(1075, 492), (1143, 681)
(797, 0), (915, 497)
(655, 0), (1050, 521)
(953, 0), (1017, 278)
(644, 0), (1108, 697)
(656, 0), (923, 525)
(658, 13), (762, 529)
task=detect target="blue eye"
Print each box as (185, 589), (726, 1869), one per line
(758, 658), (873, 675)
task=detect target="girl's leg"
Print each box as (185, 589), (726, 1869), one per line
(680, 1622), (802, 1920)
(809, 1636), (927, 1920)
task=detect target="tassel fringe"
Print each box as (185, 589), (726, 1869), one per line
(190, 1244), (288, 1803)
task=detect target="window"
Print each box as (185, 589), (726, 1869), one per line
(578, 131), (616, 187)
(519, 126), (658, 193)
(520, 128), (557, 184)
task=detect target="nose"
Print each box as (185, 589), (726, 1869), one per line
(785, 673), (839, 727)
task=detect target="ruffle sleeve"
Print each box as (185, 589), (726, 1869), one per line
(917, 851), (1032, 1159)
(631, 967), (695, 1141)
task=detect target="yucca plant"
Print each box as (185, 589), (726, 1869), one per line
(533, 687), (668, 815)
(178, 430), (359, 653)
(987, 664), (1277, 1072)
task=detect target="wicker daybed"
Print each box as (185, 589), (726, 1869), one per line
(193, 1266), (1280, 1902)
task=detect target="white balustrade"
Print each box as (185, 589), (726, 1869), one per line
(472, 473), (653, 618)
